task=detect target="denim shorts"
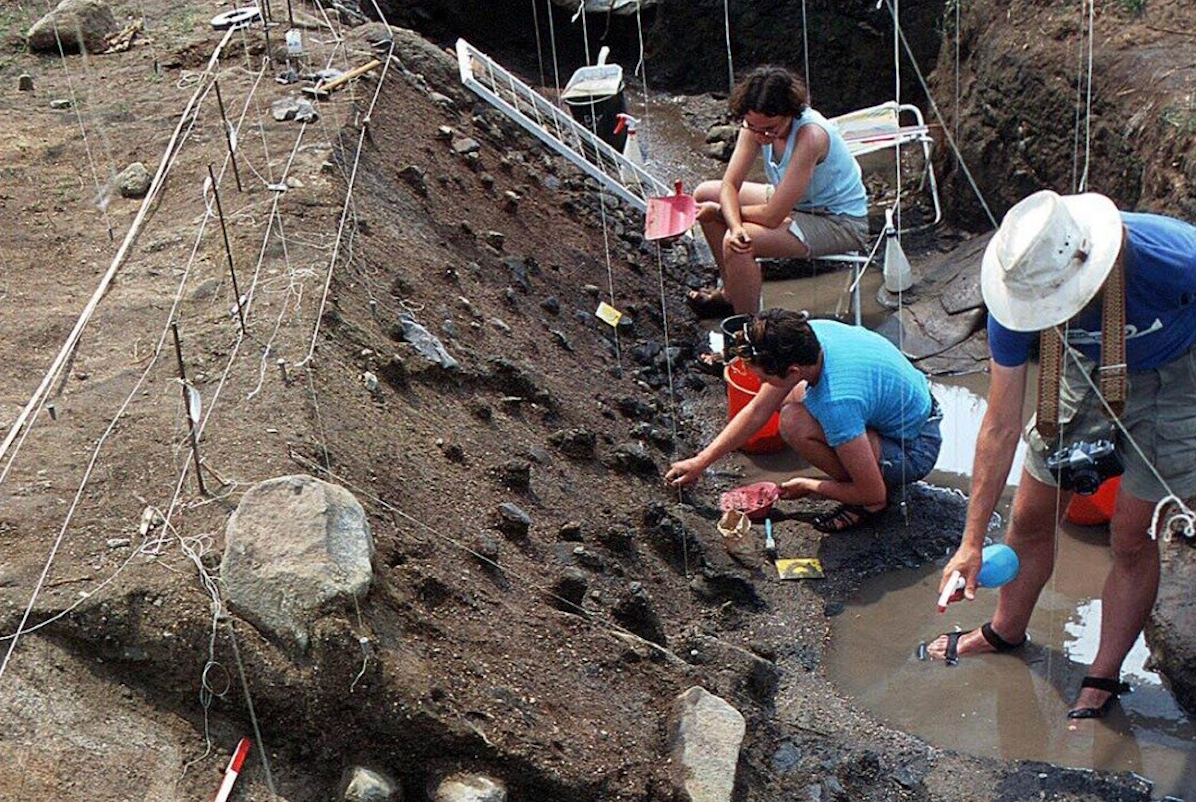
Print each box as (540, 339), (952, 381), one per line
(878, 397), (943, 490)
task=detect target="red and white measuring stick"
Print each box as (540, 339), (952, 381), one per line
(212, 738), (251, 802)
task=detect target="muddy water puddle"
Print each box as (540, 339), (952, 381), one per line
(823, 377), (1196, 799)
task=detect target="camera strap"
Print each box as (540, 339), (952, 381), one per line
(1035, 259), (1127, 440)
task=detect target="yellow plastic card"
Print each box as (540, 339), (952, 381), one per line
(595, 301), (623, 327)
(775, 558), (825, 580)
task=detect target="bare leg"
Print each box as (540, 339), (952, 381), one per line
(692, 181), (775, 302)
(722, 221), (810, 314)
(1071, 491), (1159, 713)
(778, 401), (884, 510)
(927, 471), (1067, 660)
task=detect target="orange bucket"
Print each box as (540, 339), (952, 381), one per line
(1065, 475), (1121, 526)
(724, 358), (786, 454)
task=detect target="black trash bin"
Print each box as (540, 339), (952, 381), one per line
(561, 48), (628, 152)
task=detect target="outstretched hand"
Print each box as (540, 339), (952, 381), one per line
(939, 544), (983, 601)
(665, 456), (707, 487)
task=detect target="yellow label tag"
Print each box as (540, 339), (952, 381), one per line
(595, 301), (623, 327)
(775, 558), (825, 580)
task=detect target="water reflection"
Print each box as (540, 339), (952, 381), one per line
(929, 381), (1027, 487)
(827, 525), (1196, 799)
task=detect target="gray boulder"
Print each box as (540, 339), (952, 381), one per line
(27, 0), (117, 54)
(1149, 538), (1196, 715)
(117, 162), (151, 199)
(342, 766), (400, 801)
(222, 474), (374, 651)
(669, 686), (746, 802)
(433, 774), (506, 802)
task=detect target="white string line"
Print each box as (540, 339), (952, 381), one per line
(722, 0), (734, 93)
(1070, 0), (1086, 192)
(891, 0), (910, 501)
(884, 0), (998, 228)
(546, 0), (563, 97)
(0, 155), (220, 684)
(0, 27), (237, 488)
(43, 2), (118, 240)
(575, 2), (624, 375)
(1059, 335), (1196, 540)
(634, 0), (651, 136)
(654, 245), (687, 575)
(800, 0), (811, 101)
(0, 20), (310, 688)
(578, 0), (592, 65)
(1078, 0), (1095, 193)
(953, 0), (960, 143)
(296, 29), (399, 367)
(532, 0), (547, 89)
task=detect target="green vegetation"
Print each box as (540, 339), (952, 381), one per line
(1118, 0), (1147, 14)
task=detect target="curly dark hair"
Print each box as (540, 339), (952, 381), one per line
(728, 66), (809, 120)
(748, 308), (821, 376)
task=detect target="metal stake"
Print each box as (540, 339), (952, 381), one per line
(285, 0), (295, 28)
(171, 321), (208, 497)
(213, 80), (243, 192)
(207, 164), (248, 334)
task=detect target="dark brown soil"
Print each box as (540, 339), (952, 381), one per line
(0, 2), (1188, 801)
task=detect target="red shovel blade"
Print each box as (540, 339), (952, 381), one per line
(644, 180), (696, 241)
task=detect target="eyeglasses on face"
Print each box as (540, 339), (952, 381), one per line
(740, 117), (788, 139)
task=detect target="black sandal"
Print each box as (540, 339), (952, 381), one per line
(935, 621), (1027, 667)
(1067, 676), (1131, 719)
(810, 503), (888, 534)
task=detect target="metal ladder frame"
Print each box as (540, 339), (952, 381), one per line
(456, 38), (671, 213)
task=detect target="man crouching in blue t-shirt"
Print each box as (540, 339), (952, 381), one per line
(664, 309), (942, 533)
(926, 190), (1196, 720)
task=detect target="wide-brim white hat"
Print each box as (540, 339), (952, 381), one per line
(981, 190), (1123, 332)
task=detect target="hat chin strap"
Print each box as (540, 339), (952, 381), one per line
(1035, 258), (1126, 440)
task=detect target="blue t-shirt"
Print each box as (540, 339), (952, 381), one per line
(989, 212), (1196, 369)
(802, 320), (933, 448)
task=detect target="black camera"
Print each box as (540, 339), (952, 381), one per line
(1045, 439), (1123, 496)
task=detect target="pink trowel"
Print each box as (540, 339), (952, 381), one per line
(644, 180), (697, 241)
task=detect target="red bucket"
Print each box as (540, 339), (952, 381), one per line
(1066, 475), (1121, 526)
(724, 358), (786, 454)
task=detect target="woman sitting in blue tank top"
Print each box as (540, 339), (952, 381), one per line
(689, 66), (870, 317)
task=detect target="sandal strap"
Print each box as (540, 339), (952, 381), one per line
(1079, 676), (1130, 695)
(942, 631), (962, 666)
(980, 622), (1026, 652)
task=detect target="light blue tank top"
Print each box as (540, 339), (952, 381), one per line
(762, 108), (868, 219)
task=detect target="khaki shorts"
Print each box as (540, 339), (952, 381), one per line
(1024, 342), (1196, 502)
(761, 186), (870, 257)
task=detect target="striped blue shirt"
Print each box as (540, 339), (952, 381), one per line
(803, 320), (932, 448)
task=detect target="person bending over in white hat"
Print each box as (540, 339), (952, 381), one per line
(926, 190), (1196, 719)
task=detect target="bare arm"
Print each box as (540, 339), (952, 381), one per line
(666, 381), (790, 485)
(741, 125), (828, 229)
(718, 129), (762, 233)
(940, 361), (1029, 595)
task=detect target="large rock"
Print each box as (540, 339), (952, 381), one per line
(1148, 539), (1196, 715)
(27, 0), (117, 54)
(342, 766), (400, 801)
(222, 475), (374, 651)
(668, 687), (746, 802)
(432, 773), (506, 802)
(117, 162), (151, 199)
